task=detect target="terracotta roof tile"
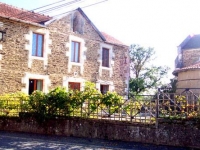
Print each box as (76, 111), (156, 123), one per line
(173, 62), (200, 75)
(101, 32), (126, 46)
(0, 2), (52, 24)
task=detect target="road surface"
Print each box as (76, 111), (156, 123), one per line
(0, 131), (189, 150)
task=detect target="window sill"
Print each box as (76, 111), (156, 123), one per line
(101, 66), (111, 70)
(30, 56), (45, 60)
(70, 62), (82, 66)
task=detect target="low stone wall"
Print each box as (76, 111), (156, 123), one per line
(0, 116), (199, 148)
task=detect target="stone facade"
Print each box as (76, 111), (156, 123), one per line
(174, 35), (200, 91)
(182, 48), (200, 67)
(0, 8), (129, 96)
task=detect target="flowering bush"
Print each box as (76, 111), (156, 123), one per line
(0, 81), (124, 118)
(101, 91), (123, 115)
(0, 92), (29, 116)
(46, 87), (72, 116)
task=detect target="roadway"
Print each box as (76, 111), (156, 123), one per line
(0, 131), (188, 150)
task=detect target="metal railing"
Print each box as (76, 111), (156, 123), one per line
(0, 89), (200, 124)
(157, 88), (200, 119)
(0, 96), (30, 116)
(0, 95), (156, 124)
(71, 95), (156, 124)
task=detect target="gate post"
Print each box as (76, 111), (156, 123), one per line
(155, 88), (160, 128)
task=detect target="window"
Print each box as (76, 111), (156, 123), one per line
(69, 82), (80, 91)
(32, 33), (44, 57)
(0, 31), (5, 41)
(102, 48), (109, 67)
(29, 79), (43, 94)
(100, 84), (109, 94)
(71, 41), (80, 62)
(0, 32), (3, 40)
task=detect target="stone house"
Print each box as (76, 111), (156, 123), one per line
(0, 2), (129, 97)
(173, 34), (200, 92)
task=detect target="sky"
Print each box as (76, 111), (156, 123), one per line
(1, 0), (200, 83)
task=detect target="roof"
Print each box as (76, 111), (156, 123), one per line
(70, 8), (127, 46)
(0, 2), (52, 24)
(179, 34), (200, 50)
(173, 62), (200, 75)
(0, 2), (126, 46)
(101, 32), (126, 46)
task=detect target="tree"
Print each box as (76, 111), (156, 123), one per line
(129, 44), (169, 95)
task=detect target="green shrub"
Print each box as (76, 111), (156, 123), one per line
(101, 91), (123, 115)
(81, 82), (101, 116)
(46, 87), (71, 116)
(0, 82), (124, 118)
(29, 90), (47, 115)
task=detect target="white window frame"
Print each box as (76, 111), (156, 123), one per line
(0, 31), (3, 41)
(98, 43), (114, 77)
(66, 35), (87, 75)
(21, 73), (51, 94)
(96, 80), (114, 92)
(28, 79), (43, 94)
(31, 32), (44, 57)
(25, 28), (51, 68)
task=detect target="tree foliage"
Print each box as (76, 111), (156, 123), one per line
(129, 44), (170, 95)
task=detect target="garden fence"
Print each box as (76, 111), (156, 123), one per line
(0, 88), (200, 124)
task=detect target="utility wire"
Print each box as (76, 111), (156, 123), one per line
(52, 0), (108, 18)
(32, 0), (68, 11)
(18, 0), (83, 20)
(1, 0), (85, 25)
(1, 0), (108, 26)
(18, 0), (107, 23)
(8, 0), (68, 19)
(4, 0), (103, 20)
(81, 0), (107, 9)
(38, 0), (85, 14)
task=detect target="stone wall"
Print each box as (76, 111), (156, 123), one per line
(0, 9), (129, 96)
(47, 11), (129, 95)
(0, 18), (30, 94)
(0, 117), (199, 148)
(182, 48), (200, 67)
